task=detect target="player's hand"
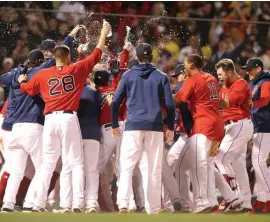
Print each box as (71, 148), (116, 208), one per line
(112, 127), (121, 139)
(69, 25), (86, 37)
(101, 22), (112, 38)
(165, 129), (174, 143)
(18, 74), (27, 84)
(123, 42), (134, 52)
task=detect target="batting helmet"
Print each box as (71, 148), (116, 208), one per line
(93, 70), (110, 86)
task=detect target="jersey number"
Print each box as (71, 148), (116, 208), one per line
(207, 82), (218, 100)
(48, 75), (75, 96)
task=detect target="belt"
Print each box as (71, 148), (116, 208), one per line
(225, 118), (249, 126)
(46, 110), (74, 115)
(104, 123), (112, 128)
(225, 120), (238, 126)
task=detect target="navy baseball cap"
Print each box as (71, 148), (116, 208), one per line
(27, 49), (44, 62)
(40, 39), (56, 52)
(170, 64), (185, 77)
(136, 43), (152, 60)
(242, 58), (264, 70)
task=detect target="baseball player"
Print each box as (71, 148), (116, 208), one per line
(242, 58), (270, 213)
(1, 26), (81, 213)
(92, 69), (124, 212)
(174, 54), (224, 213)
(111, 43), (175, 214)
(215, 58), (253, 212)
(17, 22), (111, 212)
(78, 81), (101, 213)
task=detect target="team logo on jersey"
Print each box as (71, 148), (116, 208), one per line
(252, 85), (258, 97)
(222, 93), (228, 100)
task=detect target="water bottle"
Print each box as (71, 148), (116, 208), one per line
(103, 19), (112, 37)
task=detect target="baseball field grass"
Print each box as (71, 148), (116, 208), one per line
(0, 213), (269, 222)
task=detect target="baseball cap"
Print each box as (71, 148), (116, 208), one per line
(242, 57), (264, 70)
(128, 59), (139, 69)
(170, 64), (185, 77)
(40, 39), (56, 52)
(136, 43), (152, 60)
(27, 49), (44, 62)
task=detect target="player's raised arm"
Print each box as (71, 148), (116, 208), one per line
(18, 71), (41, 96)
(72, 22), (112, 78)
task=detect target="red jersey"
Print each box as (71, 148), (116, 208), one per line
(253, 81), (270, 108)
(99, 86), (123, 125)
(20, 48), (102, 114)
(219, 78), (251, 122)
(175, 72), (224, 142)
(0, 99), (8, 117)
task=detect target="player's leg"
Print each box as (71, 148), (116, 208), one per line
(132, 165), (145, 211)
(175, 142), (193, 211)
(33, 115), (61, 211)
(83, 139), (100, 212)
(223, 120), (253, 211)
(60, 113), (84, 211)
(207, 155), (219, 210)
(117, 130), (144, 211)
(162, 150), (182, 212)
(188, 134), (212, 212)
(18, 123), (43, 210)
(167, 134), (188, 172)
(251, 132), (270, 212)
(141, 131), (163, 214)
(2, 125), (29, 210)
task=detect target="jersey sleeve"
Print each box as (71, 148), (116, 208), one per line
(20, 72), (41, 96)
(72, 48), (102, 80)
(253, 81), (270, 108)
(228, 81), (249, 106)
(175, 78), (195, 103)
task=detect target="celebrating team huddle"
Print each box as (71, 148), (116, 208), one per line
(0, 20), (269, 215)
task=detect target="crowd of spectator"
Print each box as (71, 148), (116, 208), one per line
(0, 1), (269, 99)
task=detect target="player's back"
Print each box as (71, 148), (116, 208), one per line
(189, 72), (220, 121)
(187, 72), (224, 141)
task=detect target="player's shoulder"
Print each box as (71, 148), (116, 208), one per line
(235, 77), (250, 88)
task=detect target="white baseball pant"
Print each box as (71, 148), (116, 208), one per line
(214, 168), (237, 202)
(252, 132), (270, 202)
(215, 118), (253, 209)
(117, 130), (163, 214)
(34, 111), (84, 210)
(3, 123), (43, 210)
(174, 140), (194, 211)
(162, 150), (182, 212)
(188, 133), (214, 210)
(83, 139), (100, 208)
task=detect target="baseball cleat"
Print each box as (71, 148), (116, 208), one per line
(192, 205), (212, 214)
(1, 208), (13, 213)
(234, 206), (251, 213)
(22, 207), (33, 213)
(223, 198), (241, 213)
(85, 207), (98, 214)
(119, 208), (128, 214)
(72, 208), (83, 213)
(262, 201), (270, 213)
(32, 207), (47, 213)
(14, 204), (23, 212)
(209, 205), (219, 213)
(173, 201), (182, 212)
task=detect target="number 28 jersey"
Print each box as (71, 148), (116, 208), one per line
(175, 72), (224, 142)
(20, 48), (102, 114)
